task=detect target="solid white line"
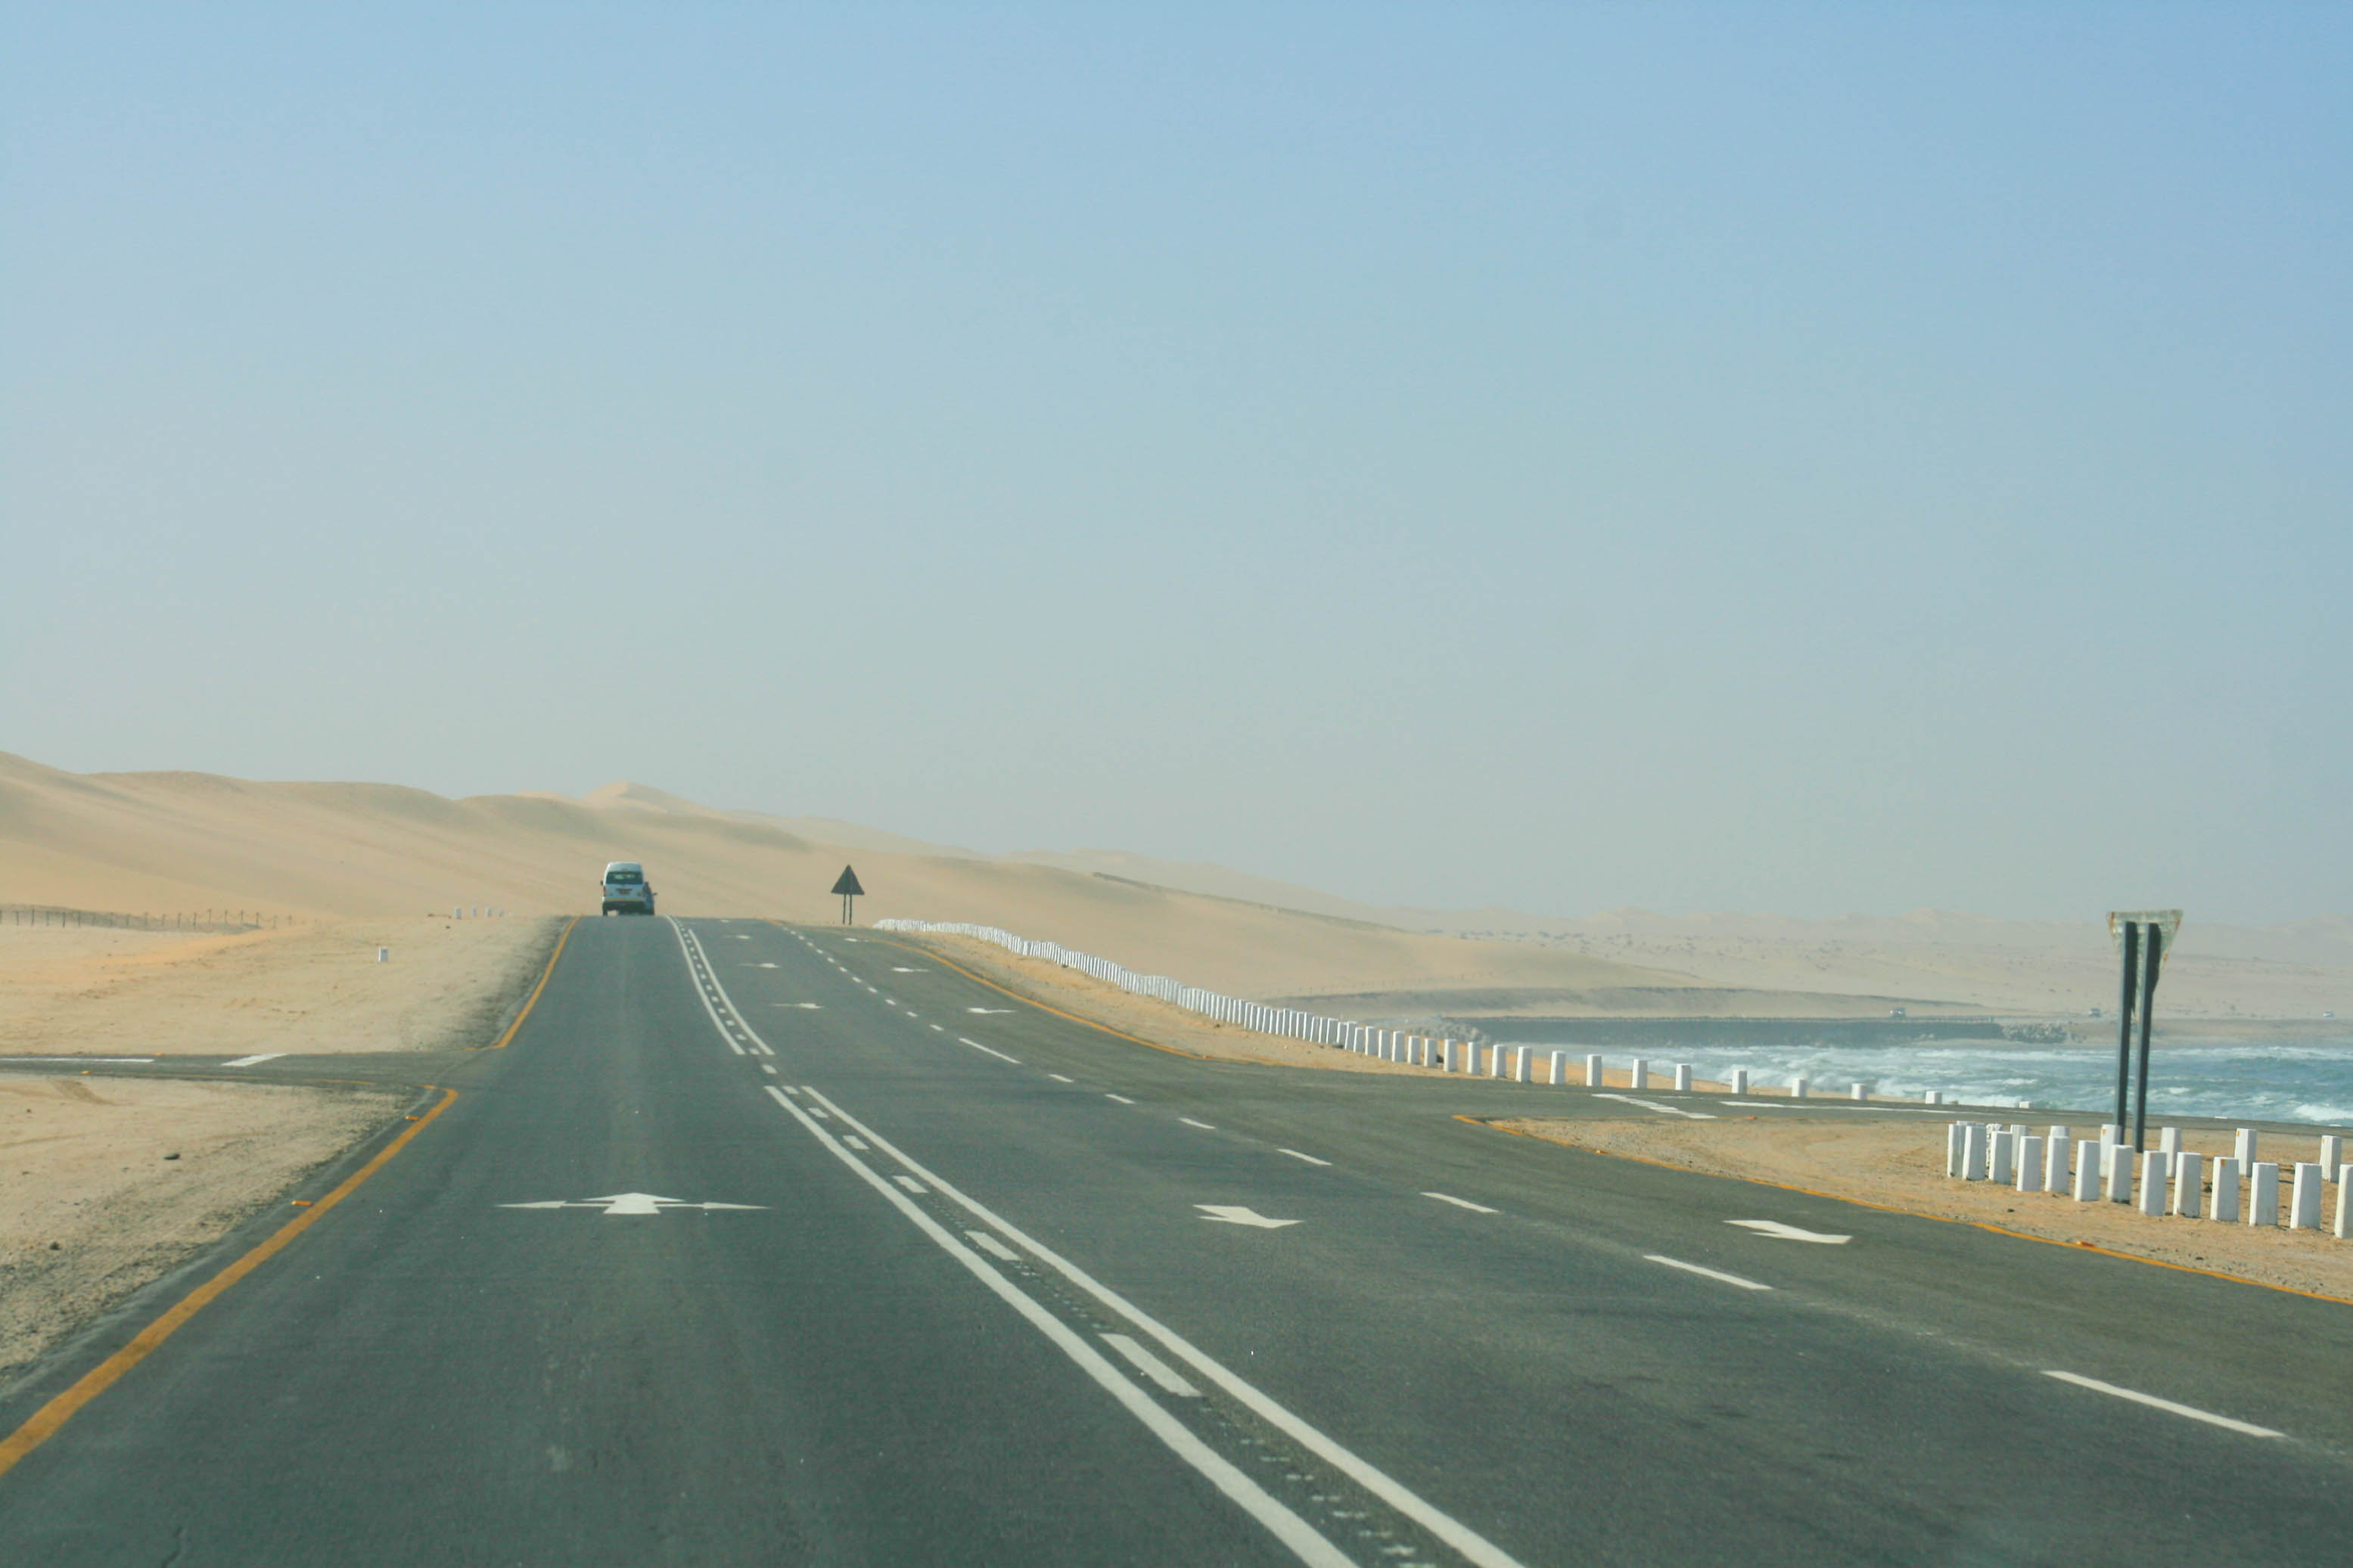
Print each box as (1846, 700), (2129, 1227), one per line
(960, 1038), (1021, 1064)
(797, 1087), (1530, 1568)
(1180, 1117), (1217, 1130)
(1278, 1149), (1333, 1166)
(965, 1228), (1020, 1262)
(1102, 1333), (1201, 1397)
(1645, 1254), (1772, 1291)
(1423, 1191), (1498, 1213)
(220, 1053), (285, 1068)
(1105, 1093), (1136, 1105)
(760, 1092), (1354, 1565)
(1049, 1073), (1074, 1083)
(2041, 1371), (2283, 1438)
(1591, 1093), (1717, 1119)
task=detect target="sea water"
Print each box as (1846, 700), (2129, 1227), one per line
(1493, 1036), (2353, 1126)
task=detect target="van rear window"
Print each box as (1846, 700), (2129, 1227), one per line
(607, 870), (643, 884)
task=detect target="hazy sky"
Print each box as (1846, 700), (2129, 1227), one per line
(5, 5), (2347, 924)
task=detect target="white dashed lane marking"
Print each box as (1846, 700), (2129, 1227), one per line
(1645, 1255), (1771, 1291)
(2042, 1371), (2283, 1439)
(1277, 1149), (1332, 1167)
(1422, 1192), (1497, 1214)
(1180, 1117), (1217, 1131)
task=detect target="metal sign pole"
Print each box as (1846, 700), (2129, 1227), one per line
(2112, 920), (2139, 1137)
(2132, 925), (2162, 1153)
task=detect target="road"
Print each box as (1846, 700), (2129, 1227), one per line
(5, 914), (2353, 1564)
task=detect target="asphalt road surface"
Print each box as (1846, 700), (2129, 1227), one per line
(5, 916), (2353, 1565)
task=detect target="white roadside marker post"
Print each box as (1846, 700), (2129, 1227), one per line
(1791, 1076), (1808, 1101)
(2072, 1141), (2102, 1202)
(1629, 1057), (1647, 1092)
(1990, 1130), (2016, 1186)
(2248, 1163), (2281, 1227)
(1674, 1063), (1692, 1091)
(2105, 1144), (2133, 1203)
(2336, 1172), (2353, 1240)
(2322, 1134), (2345, 1182)
(1851, 1082), (1868, 1102)
(2212, 1157), (2242, 1223)
(376, 947), (389, 963)
(2044, 1126), (2069, 1192)
(1730, 1068), (1749, 1094)
(2173, 1153), (2204, 1218)
(1513, 1047), (1531, 1083)
(2290, 1163), (2324, 1230)
(1947, 1122), (1966, 1178)
(2235, 1128), (2258, 1169)
(1586, 1053), (1604, 1089)
(1925, 1089), (1942, 1105)
(2160, 1126), (2181, 1177)
(2137, 1151), (2168, 1216)
(1548, 1051), (1566, 1085)
(2016, 1135), (2044, 1193)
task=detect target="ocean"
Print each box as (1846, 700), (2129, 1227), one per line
(1483, 1032), (2353, 1128)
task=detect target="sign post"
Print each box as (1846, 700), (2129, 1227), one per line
(831, 865), (865, 926)
(2108, 910), (2181, 1152)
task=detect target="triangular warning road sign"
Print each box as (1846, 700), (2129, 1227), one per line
(831, 865), (865, 897)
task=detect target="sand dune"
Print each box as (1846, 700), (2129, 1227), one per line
(0, 753), (1737, 1013)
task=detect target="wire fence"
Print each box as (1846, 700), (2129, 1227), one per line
(875, 918), (1455, 1054)
(1, 905), (287, 933)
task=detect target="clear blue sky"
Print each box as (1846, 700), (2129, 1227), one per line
(5, 5), (2346, 924)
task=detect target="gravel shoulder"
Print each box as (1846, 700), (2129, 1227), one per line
(1497, 1113), (2353, 1302)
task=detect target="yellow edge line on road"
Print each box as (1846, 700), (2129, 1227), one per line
(1463, 1116), (2353, 1309)
(480, 915), (578, 1050)
(785, 924), (1207, 1060)
(0, 1085), (462, 1483)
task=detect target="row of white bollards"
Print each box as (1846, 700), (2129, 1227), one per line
(450, 906), (508, 919)
(1950, 1119), (2353, 1237)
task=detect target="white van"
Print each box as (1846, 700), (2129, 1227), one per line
(601, 862), (656, 916)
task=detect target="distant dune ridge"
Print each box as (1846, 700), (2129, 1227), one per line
(2, 751), (2345, 1020)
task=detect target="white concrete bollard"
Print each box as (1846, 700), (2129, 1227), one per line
(2105, 1144), (2132, 1203)
(2173, 1153), (2204, 1218)
(2072, 1142), (2101, 1202)
(1548, 1051), (1566, 1085)
(1489, 1044), (1506, 1079)
(2323, 1135), (2345, 1182)
(1441, 1039), (1459, 1073)
(2043, 1129), (2069, 1193)
(1963, 1123), (1988, 1181)
(1586, 1054), (1604, 1088)
(453, 906), (462, 918)
(1925, 1090), (1942, 1105)
(1947, 1122), (1966, 1178)
(2248, 1163), (2280, 1227)
(376, 947), (389, 963)
(1629, 1057), (1647, 1091)
(1730, 1068), (1749, 1094)
(1514, 1047), (1531, 1083)
(2016, 1135), (2044, 1192)
(2291, 1163), (2324, 1230)
(1674, 1063), (1692, 1092)
(2235, 1128), (2258, 1169)
(1791, 1076), (1808, 1100)
(2159, 1127), (2180, 1174)
(1851, 1082), (1869, 1102)
(1990, 1130), (2016, 1185)
(2212, 1157), (2241, 1224)
(2337, 1172), (2353, 1240)
(2137, 1150), (2168, 1216)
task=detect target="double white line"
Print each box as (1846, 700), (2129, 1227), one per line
(674, 920), (1527, 1568)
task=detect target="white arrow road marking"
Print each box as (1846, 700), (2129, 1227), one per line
(1646, 1254), (1772, 1290)
(1727, 1219), (1851, 1244)
(1591, 1093), (1718, 1120)
(2042, 1371), (2283, 1439)
(1102, 1334), (1201, 1397)
(1422, 1192), (1497, 1213)
(221, 1054), (285, 1068)
(499, 1192), (769, 1216)
(1197, 1205), (1300, 1229)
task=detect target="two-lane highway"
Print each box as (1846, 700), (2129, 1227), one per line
(5, 915), (2353, 1563)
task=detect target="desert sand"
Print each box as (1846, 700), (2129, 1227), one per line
(1497, 1113), (2353, 1301)
(0, 1075), (406, 1382)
